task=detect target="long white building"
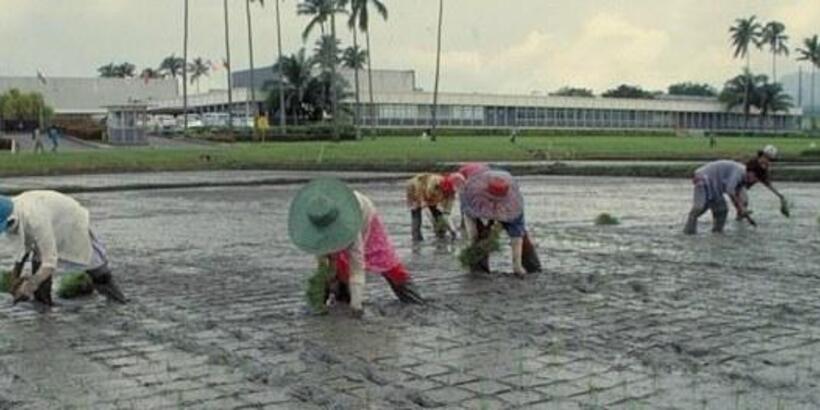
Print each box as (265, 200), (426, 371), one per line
(203, 67), (806, 133)
(2, 70), (803, 133)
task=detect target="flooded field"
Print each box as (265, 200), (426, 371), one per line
(1, 175), (819, 409)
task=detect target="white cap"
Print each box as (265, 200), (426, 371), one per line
(762, 145), (778, 159)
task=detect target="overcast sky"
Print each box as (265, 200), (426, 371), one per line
(1, 0), (819, 94)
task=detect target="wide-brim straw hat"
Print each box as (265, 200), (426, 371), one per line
(288, 178), (363, 255)
(461, 170), (523, 222)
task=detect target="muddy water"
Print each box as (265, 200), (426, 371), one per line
(1, 175), (819, 409)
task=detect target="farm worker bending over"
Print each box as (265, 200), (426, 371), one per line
(289, 178), (424, 317)
(461, 170), (542, 276)
(683, 160), (768, 234)
(406, 172), (465, 241)
(0, 191), (128, 306)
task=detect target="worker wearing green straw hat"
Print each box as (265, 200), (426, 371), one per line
(1, 191), (128, 307)
(289, 178), (424, 317)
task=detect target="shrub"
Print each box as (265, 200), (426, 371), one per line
(800, 149), (820, 158)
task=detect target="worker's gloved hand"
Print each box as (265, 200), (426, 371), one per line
(779, 197), (790, 218)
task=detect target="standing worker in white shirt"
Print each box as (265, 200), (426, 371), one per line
(0, 191), (127, 306)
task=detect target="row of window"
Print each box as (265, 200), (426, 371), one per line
(355, 104), (799, 130)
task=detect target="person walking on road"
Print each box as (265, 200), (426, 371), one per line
(289, 178), (424, 318)
(47, 126), (60, 152)
(32, 127), (45, 154)
(1, 191), (128, 307)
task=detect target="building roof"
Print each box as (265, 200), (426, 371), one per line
(0, 76), (178, 115)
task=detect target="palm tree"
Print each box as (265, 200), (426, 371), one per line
(719, 69), (767, 124)
(760, 21), (789, 82)
(431, 0), (444, 141)
(246, 0), (265, 126)
(298, 0), (335, 39)
(348, 0), (387, 131)
(183, 0), (190, 134)
(188, 58), (210, 94)
(223, 0), (234, 131)
(140, 68), (164, 81)
(115, 63), (137, 78)
(298, 0), (346, 140)
(343, 45), (368, 138)
(98, 63), (118, 78)
(797, 35), (820, 129)
(729, 15), (762, 128)
(757, 81), (793, 128)
(159, 55), (186, 78)
(265, 49), (317, 125)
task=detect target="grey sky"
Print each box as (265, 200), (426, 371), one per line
(1, 0), (818, 94)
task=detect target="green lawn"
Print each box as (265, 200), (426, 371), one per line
(0, 135), (817, 177)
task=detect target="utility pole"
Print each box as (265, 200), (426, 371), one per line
(275, 0), (286, 133)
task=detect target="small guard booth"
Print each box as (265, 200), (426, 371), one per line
(105, 104), (149, 145)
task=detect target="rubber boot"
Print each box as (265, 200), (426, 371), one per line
(683, 208), (705, 235)
(30, 257), (53, 306)
(712, 204), (728, 233)
(411, 208), (424, 242)
(521, 234), (542, 273)
(86, 266), (128, 304)
(429, 206), (447, 239)
(472, 220), (492, 274)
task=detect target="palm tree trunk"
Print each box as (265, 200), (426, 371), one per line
(366, 30), (376, 134)
(812, 65), (817, 130)
(330, 14), (340, 141)
(245, 0), (256, 128)
(224, 0), (234, 132)
(431, 0), (444, 142)
(275, 0), (286, 133)
(772, 51), (777, 83)
(183, 0), (189, 135)
(743, 53), (750, 131)
(352, 29), (362, 140)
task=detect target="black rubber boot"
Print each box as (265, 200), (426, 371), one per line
(30, 257), (54, 306)
(521, 234), (542, 274)
(86, 266), (128, 304)
(472, 220), (493, 274)
(411, 208), (424, 242)
(428, 206), (447, 239)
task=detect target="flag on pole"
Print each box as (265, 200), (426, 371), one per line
(36, 70), (48, 85)
(222, 58), (230, 70)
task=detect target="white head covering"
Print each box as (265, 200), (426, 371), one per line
(761, 145), (778, 160)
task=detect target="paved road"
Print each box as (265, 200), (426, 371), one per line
(0, 175), (818, 409)
(1, 132), (101, 152)
(1, 132), (214, 153)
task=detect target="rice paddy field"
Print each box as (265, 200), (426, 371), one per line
(1, 173), (818, 408)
